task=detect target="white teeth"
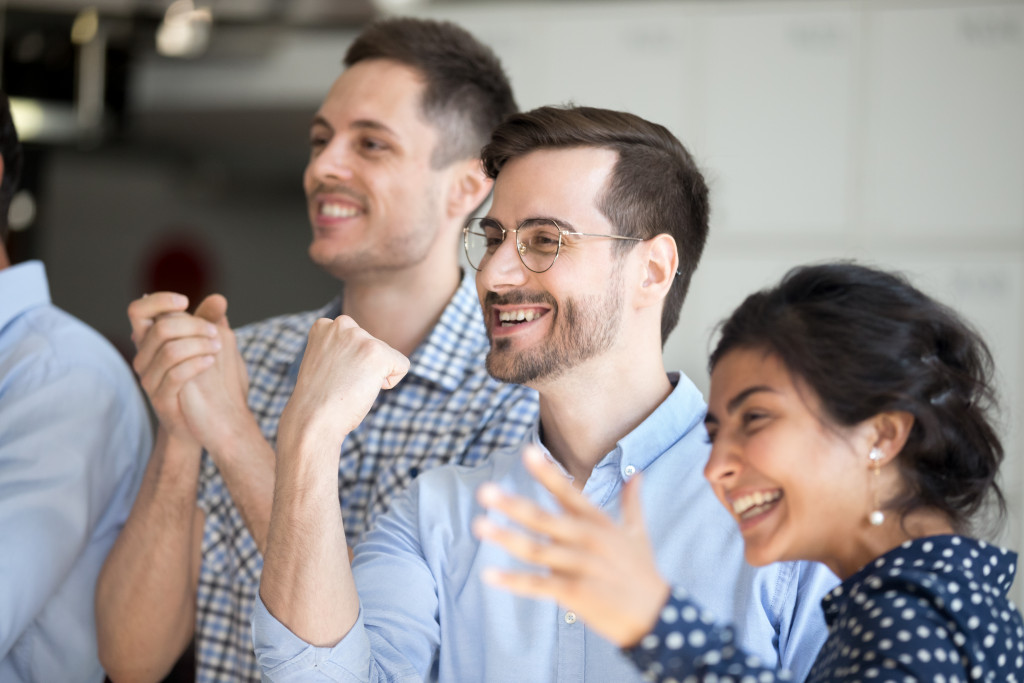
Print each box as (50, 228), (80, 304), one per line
(320, 202), (360, 218)
(732, 490), (782, 519)
(498, 309), (541, 323)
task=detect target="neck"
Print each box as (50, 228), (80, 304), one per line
(534, 342), (672, 489)
(0, 241), (9, 270)
(828, 508), (956, 579)
(341, 264), (462, 357)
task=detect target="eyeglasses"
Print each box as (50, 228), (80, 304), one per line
(463, 216), (644, 274)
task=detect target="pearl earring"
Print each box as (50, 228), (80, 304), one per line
(868, 447), (885, 526)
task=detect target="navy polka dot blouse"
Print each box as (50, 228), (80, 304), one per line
(628, 535), (1024, 682)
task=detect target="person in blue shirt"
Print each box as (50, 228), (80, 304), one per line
(477, 261), (1024, 682)
(251, 105), (837, 682)
(0, 90), (152, 682)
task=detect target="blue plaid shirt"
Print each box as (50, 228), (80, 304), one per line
(193, 272), (539, 682)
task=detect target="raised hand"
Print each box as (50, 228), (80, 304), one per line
(176, 295), (254, 458)
(278, 315), (410, 457)
(473, 446), (670, 647)
(128, 292), (221, 444)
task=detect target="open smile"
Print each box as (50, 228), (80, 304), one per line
(490, 305), (551, 337)
(730, 489), (783, 525)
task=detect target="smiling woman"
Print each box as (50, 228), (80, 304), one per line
(474, 261), (1024, 682)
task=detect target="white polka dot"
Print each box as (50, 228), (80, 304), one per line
(688, 630), (706, 648)
(665, 631), (684, 650)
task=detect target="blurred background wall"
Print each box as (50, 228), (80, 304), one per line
(4, 0), (1023, 607)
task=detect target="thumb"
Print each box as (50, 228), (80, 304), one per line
(195, 293), (229, 326)
(380, 352), (411, 390)
(620, 473), (647, 534)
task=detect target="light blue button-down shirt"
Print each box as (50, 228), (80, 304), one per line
(0, 261), (151, 682)
(253, 372), (837, 682)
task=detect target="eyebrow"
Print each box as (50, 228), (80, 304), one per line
(309, 115), (397, 138)
(705, 385), (778, 425)
(519, 216), (578, 232)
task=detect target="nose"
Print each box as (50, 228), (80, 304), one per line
(703, 438), (740, 487)
(307, 137), (354, 184)
(476, 231), (529, 293)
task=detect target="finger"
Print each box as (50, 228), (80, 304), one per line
(476, 484), (581, 543)
(128, 292), (189, 341)
(136, 336), (222, 396)
(146, 354), (216, 415)
(132, 314), (220, 376)
(480, 567), (569, 604)
(521, 446), (608, 523)
(620, 473), (648, 534)
(472, 516), (585, 574)
(380, 352), (410, 390)
(194, 293), (228, 325)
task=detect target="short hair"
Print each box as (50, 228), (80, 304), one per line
(1, 90), (24, 242)
(709, 261), (1006, 535)
(480, 105), (710, 344)
(344, 17), (517, 169)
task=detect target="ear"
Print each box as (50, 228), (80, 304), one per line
(867, 410), (915, 466)
(445, 158), (492, 221)
(633, 233), (679, 309)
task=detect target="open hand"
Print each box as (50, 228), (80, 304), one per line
(473, 446), (670, 647)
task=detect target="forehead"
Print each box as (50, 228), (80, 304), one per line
(709, 348), (793, 404)
(489, 147), (618, 225)
(316, 59), (436, 142)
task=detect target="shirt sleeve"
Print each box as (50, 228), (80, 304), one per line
(0, 357), (149, 663)
(253, 484), (438, 683)
(626, 589), (797, 682)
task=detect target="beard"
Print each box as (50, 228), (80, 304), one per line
(485, 274), (624, 385)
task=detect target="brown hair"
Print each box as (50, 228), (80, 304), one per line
(481, 105), (710, 343)
(345, 18), (517, 169)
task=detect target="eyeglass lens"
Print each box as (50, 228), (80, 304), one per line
(464, 218), (562, 273)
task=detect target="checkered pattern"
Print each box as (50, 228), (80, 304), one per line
(192, 274), (539, 682)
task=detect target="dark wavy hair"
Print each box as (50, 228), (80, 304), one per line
(481, 105), (710, 345)
(1, 90), (24, 242)
(345, 17), (517, 169)
(709, 262), (1005, 534)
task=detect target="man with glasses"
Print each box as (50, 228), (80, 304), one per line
(95, 18), (538, 682)
(253, 105), (835, 682)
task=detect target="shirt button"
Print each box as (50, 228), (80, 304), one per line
(564, 611), (577, 624)
(624, 465), (636, 478)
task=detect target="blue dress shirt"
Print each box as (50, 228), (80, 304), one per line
(253, 372), (837, 682)
(0, 261), (152, 682)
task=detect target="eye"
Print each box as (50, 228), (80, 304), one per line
(359, 136), (389, 153)
(704, 425), (718, 444)
(483, 228), (504, 250)
(741, 410), (769, 431)
(309, 132), (329, 152)
(523, 227), (561, 254)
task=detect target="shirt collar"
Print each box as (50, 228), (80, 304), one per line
(406, 269), (488, 392)
(614, 371), (708, 474)
(0, 261), (51, 329)
(530, 372), (708, 484)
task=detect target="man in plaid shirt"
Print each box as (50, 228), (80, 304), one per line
(96, 18), (538, 683)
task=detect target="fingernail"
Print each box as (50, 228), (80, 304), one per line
(211, 339), (222, 351)
(205, 323), (218, 337)
(173, 294), (188, 307)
